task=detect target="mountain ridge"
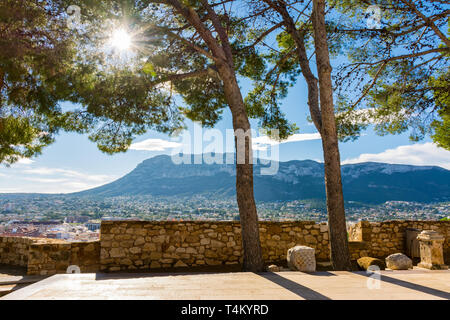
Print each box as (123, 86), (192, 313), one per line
(73, 153), (450, 204)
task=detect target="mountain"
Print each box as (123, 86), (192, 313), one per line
(74, 154), (450, 204)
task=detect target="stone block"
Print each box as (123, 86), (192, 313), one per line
(266, 264), (280, 272)
(287, 246), (316, 272)
(417, 230), (448, 270)
(385, 253), (412, 270)
(174, 260), (188, 268)
(357, 257), (385, 270)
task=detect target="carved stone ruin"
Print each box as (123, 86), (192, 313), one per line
(417, 230), (448, 270)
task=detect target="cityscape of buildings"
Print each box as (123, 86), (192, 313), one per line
(0, 195), (448, 241)
(0, 218), (100, 241)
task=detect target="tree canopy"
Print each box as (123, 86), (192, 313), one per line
(331, 0), (449, 147)
(3, 0), (448, 165)
(56, 0), (298, 157)
(0, 0), (78, 164)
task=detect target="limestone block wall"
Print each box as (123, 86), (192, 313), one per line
(27, 240), (100, 275)
(348, 220), (450, 260)
(100, 221), (331, 272)
(70, 241), (101, 273)
(3, 220), (448, 274)
(27, 242), (71, 275)
(0, 236), (64, 267)
(0, 236), (35, 267)
(348, 241), (370, 261)
(0, 236), (100, 275)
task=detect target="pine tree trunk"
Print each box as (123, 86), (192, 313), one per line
(170, 0), (265, 272)
(219, 64), (265, 273)
(312, 0), (352, 271)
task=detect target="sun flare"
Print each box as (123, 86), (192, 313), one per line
(110, 28), (132, 51)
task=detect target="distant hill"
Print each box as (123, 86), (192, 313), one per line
(73, 154), (450, 204)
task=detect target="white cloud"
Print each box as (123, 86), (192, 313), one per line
(342, 142), (450, 170)
(130, 133), (321, 152)
(23, 177), (68, 184)
(21, 167), (111, 182)
(15, 158), (34, 165)
(0, 187), (21, 193)
(253, 133), (321, 150)
(130, 138), (182, 151)
(0, 165), (117, 194)
(1, 157), (34, 169)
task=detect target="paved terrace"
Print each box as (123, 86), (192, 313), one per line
(2, 269), (449, 300)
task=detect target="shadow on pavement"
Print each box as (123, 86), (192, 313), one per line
(258, 272), (331, 300)
(355, 271), (450, 300)
(308, 271), (337, 277)
(0, 265), (27, 277)
(94, 264), (245, 281)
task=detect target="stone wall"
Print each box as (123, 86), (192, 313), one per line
(27, 242), (71, 275)
(348, 241), (370, 261)
(0, 236), (64, 268)
(348, 220), (450, 261)
(27, 240), (100, 275)
(0, 236), (100, 275)
(2, 220), (449, 274)
(100, 221), (330, 272)
(70, 241), (101, 273)
(0, 236), (35, 267)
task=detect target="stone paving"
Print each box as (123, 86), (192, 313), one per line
(2, 269), (449, 300)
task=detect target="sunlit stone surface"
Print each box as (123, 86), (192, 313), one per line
(417, 230), (448, 270)
(287, 245), (316, 272)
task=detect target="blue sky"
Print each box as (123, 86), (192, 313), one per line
(1, 74), (449, 194)
(1, 12), (450, 194)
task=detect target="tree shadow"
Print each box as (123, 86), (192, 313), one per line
(94, 264), (244, 280)
(94, 270), (236, 281)
(308, 271), (337, 277)
(355, 271), (450, 300)
(0, 265), (28, 277)
(258, 272), (331, 300)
